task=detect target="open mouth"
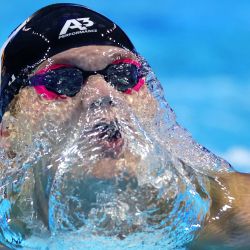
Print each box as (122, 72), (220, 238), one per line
(93, 120), (124, 158)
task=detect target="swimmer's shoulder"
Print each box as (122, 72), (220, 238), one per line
(190, 172), (250, 249)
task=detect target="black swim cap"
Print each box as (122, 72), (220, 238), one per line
(0, 3), (135, 122)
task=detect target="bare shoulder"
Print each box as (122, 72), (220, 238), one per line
(190, 172), (250, 249)
(217, 172), (250, 211)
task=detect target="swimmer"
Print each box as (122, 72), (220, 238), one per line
(0, 3), (249, 249)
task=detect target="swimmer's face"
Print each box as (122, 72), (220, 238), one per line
(17, 46), (156, 126)
(3, 45), (157, 178)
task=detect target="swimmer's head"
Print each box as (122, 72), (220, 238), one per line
(0, 3), (135, 122)
(0, 3), (160, 180)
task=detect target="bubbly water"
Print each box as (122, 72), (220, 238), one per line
(0, 55), (232, 249)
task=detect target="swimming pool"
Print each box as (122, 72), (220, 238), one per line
(1, 0), (249, 172)
(1, 0), (249, 249)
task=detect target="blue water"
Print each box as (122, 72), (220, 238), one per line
(1, 1), (249, 172)
(0, 2), (249, 249)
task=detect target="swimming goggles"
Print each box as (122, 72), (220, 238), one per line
(29, 59), (145, 100)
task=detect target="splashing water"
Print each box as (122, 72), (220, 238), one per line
(0, 53), (232, 250)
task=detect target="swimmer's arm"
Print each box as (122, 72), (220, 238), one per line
(191, 172), (250, 249)
(211, 172), (250, 225)
(221, 172), (250, 211)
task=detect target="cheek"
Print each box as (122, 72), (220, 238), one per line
(124, 84), (158, 120)
(13, 88), (82, 132)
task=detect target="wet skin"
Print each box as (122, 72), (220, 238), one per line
(0, 45), (159, 232)
(1, 45), (250, 248)
(1, 46), (157, 177)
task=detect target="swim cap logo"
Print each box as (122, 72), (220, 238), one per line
(59, 18), (97, 39)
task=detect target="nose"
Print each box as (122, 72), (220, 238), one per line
(90, 96), (114, 109)
(80, 74), (120, 108)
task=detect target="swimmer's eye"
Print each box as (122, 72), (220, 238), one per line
(29, 64), (84, 100)
(104, 59), (145, 93)
(29, 59), (145, 100)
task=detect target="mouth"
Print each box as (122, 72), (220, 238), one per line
(93, 120), (124, 158)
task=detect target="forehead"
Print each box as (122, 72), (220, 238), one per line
(36, 45), (138, 72)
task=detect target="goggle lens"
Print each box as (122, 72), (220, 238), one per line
(104, 63), (139, 92)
